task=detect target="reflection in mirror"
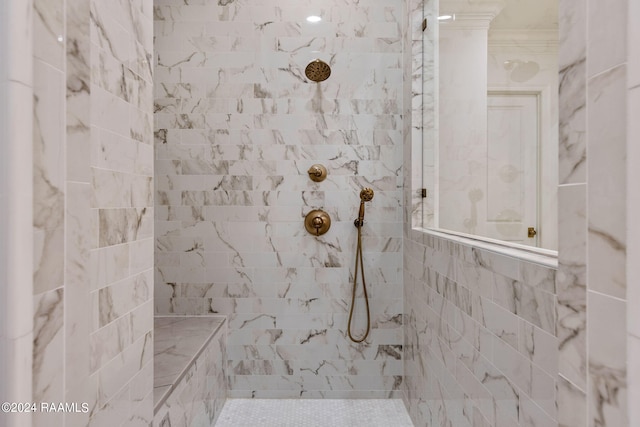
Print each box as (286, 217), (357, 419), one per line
(426, 0), (558, 251)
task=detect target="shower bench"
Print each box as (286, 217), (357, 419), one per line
(153, 316), (227, 427)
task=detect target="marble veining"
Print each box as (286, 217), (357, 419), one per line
(29, 0), (156, 425)
(154, 0), (404, 398)
(402, 229), (558, 427)
(154, 315), (225, 408)
(153, 316), (227, 427)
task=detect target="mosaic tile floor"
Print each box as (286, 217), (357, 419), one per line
(215, 399), (414, 427)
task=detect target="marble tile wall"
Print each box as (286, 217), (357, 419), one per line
(153, 0), (404, 398)
(404, 0), (637, 426)
(628, 1), (640, 425)
(0, 1), (35, 426)
(29, 0), (155, 426)
(402, 230), (558, 426)
(556, 0), (632, 425)
(87, 0), (155, 425)
(403, 1), (560, 424)
(153, 317), (227, 426)
(32, 2), (66, 425)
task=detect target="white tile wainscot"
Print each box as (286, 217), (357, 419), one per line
(402, 229), (559, 427)
(153, 316), (228, 427)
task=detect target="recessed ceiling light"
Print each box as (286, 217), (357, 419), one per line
(306, 15), (322, 23)
(438, 14), (454, 21)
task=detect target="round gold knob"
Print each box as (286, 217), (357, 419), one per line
(307, 164), (327, 182)
(304, 209), (331, 236)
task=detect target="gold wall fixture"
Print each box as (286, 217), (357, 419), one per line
(307, 164), (327, 182)
(304, 209), (331, 236)
(305, 59), (331, 82)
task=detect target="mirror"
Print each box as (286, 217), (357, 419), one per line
(424, 0), (558, 251)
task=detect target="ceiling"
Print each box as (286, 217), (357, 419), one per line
(490, 0), (558, 30)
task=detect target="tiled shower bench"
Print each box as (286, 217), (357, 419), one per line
(153, 316), (227, 427)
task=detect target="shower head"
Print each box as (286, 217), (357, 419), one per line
(360, 188), (374, 202)
(355, 188), (374, 228)
(305, 59), (331, 82)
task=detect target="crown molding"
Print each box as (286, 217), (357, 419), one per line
(439, 0), (507, 30)
(488, 29), (559, 52)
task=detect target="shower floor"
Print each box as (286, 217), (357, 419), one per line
(214, 399), (414, 427)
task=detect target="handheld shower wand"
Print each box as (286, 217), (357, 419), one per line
(348, 188), (374, 343)
(354, 188), (374, 228)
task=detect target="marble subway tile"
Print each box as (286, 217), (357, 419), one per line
(586, 0), (627, 77)
(492, 277), (556, 335)
(130, 238), (154, 274)
(587, 292), (627, 426)
(32, 289), (64, 406)
(96, 331), (152, 408)
(557, 374), (586, 427)
(34, 0), (65, 69)
(87, 380), (131, 427)
(628, 334), (640, 427)
(64, 374), (96, 427)
(557, 184), (586, 390)
(558, 0), (586, 185)
(587, 65), (627, 299)
(98, 207), (153, 247)
(404, 230), (559, 427)
(518, 320), (558, 379)
(33, 58), (65, 296)
(484, 300), (519, 350)
(90, 243), (130, 290)
(98, 270), (151, 328)
(28, 0), (156, 424)
(519, 392), (556, 427)
(130, 300), (153, 343)
(92, 169), (153, 209)
(493, 337), (531, 398)
(90, 314), (130, 373)
(91, 84), (131, 138)
(531, 362), (556, 419)
(65, 182), (92, 393)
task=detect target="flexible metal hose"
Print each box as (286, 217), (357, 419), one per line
(347, 205), (371, 343)
(347, 223), (370, 342)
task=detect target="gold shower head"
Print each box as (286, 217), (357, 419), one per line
(305, 59), (331, 82)
(360, 188), (374, 202)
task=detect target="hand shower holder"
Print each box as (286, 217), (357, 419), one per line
(354, 188), (374, 228)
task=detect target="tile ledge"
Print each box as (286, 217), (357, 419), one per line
(412, 227), (558, 269)
(153, 315), (227, 414)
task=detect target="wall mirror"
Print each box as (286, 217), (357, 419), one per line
(423, 0), (559, 251)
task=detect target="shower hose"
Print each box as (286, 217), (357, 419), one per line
(347, 215), (371, 343)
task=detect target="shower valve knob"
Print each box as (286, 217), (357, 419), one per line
(304, 209), (331, 236)
(307, 164), (327, 182)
